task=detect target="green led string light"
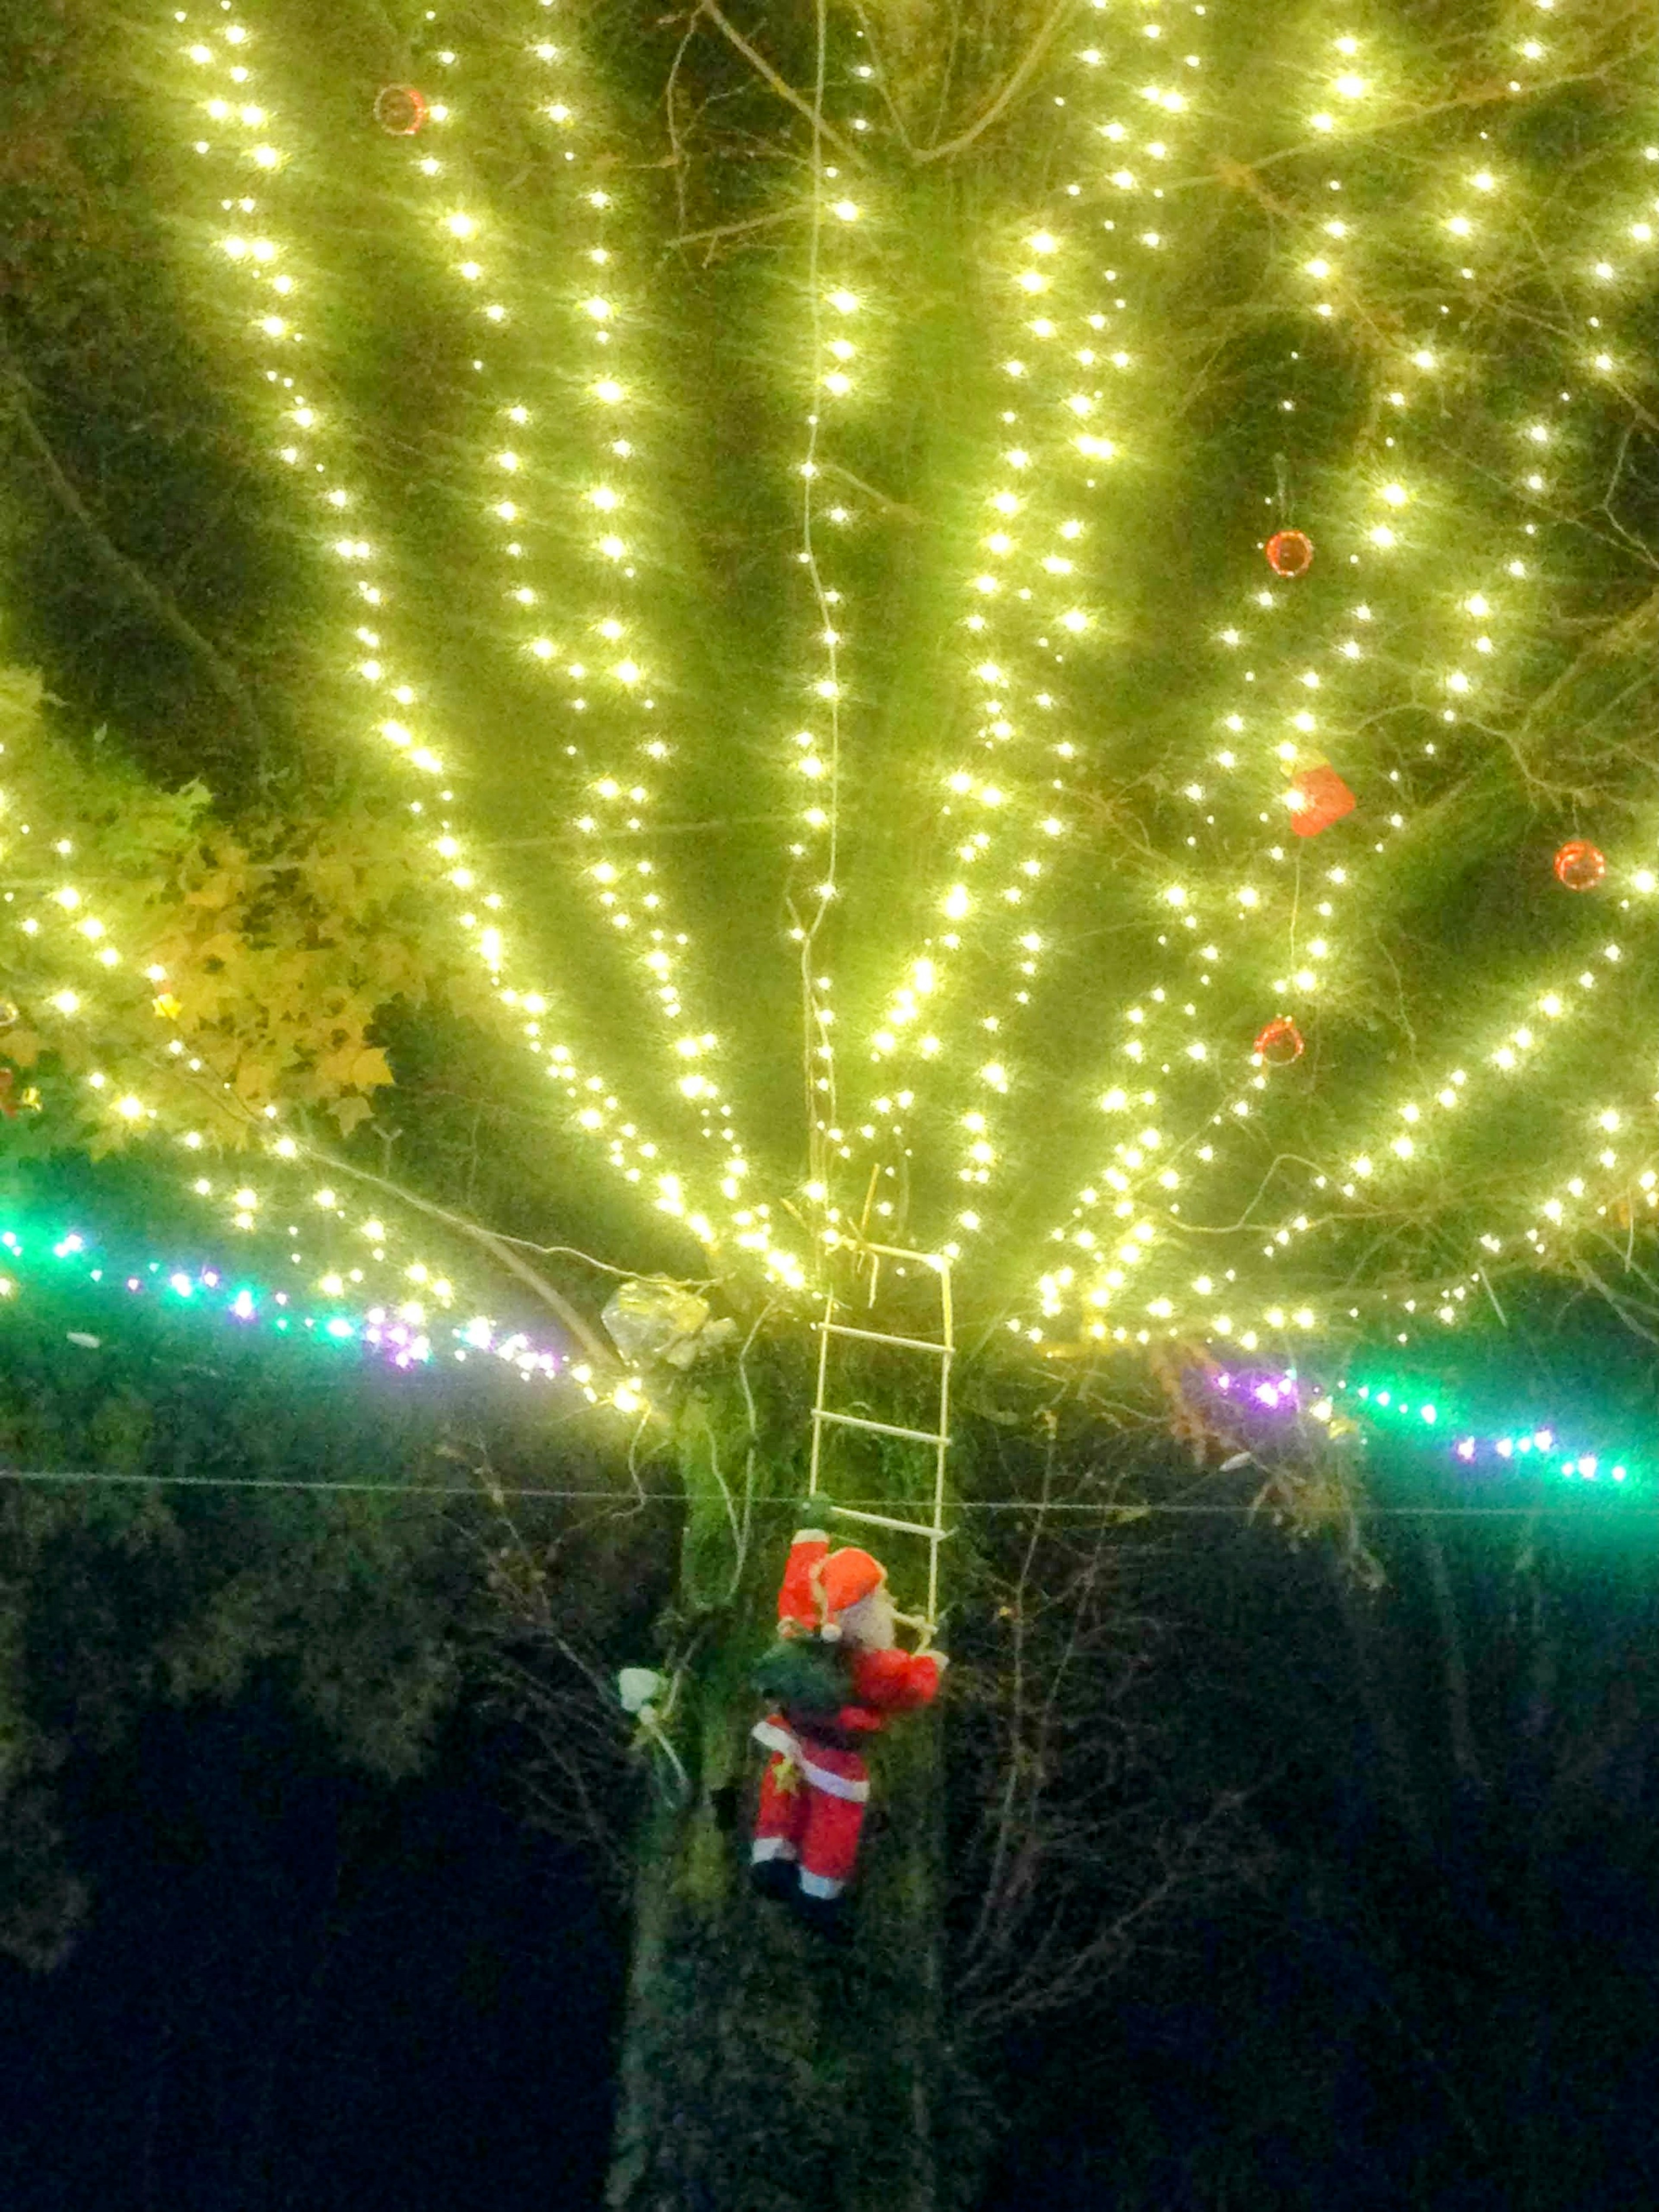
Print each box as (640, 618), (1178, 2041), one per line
(1198, 1356), (1653, 1495)
(0, 1217), (592, 1395)
(1337, 1372), (1649, 1492)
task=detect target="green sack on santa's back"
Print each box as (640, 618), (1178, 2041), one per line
(750, 1635), (849, 1717)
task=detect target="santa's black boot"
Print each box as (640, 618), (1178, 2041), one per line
(788, 1889), (852, 1947)
(748, 1855), (799, 1905)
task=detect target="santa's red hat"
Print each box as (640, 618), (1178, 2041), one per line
(813, 1546), (886, 1640)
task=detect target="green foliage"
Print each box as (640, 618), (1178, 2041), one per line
(0, 663), (502, 1152)
(0, 1279), (634, 1970)
(750, 1634), (849, 1717)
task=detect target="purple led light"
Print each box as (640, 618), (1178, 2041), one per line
(0, 1221), (578, 1395)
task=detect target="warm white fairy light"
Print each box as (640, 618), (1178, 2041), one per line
(1020, 14), (1656, 1352)
(380, 48), (752, 1206)
(154, 6), (763, 1267)
(107, 4), (1659, 1353)
(845, 22), (1219, 1238)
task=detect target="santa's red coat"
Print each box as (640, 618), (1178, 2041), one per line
(751, 1531), (943, 1901)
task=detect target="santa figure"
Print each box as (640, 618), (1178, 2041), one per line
(749, 1525), (947, 1939)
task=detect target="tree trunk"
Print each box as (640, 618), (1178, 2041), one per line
(606, 1389), (964, 2212)
(606, 1695), (951, 2212)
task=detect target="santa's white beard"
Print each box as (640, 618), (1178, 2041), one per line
(835, 1586), (896, 1651)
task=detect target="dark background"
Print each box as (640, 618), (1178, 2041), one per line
(0, 1693), (619, 2212)
(9, 1445), (1659, 2211)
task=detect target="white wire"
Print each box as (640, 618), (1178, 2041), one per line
(0, 1466), (1635, 1517)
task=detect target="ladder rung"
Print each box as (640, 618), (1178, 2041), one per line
(820, 1321), (952, 1357)
(853, 1242), (948, 1268)
(828, 1504), (955, 1542)
(813, 1409), (950, 1447)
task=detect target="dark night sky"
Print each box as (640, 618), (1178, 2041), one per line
(0, 1690), (620, 2212)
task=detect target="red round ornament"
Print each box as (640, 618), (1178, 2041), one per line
(1265, 529), (1314, 580)
(1553, 839), (1606, 891)
(1287, 759), (1356, 838)
(1254, 1017), (1304, 1066)
(374, 84), (429, 135)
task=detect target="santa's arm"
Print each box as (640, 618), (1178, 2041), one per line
(775, 1528), (829, 1633)
(850, 1644), (947, 1712)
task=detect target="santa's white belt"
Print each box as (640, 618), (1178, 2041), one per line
(752, 1718), (870, 1802)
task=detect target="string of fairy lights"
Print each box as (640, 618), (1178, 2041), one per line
(1007, 12), (1397, 1323)
(1170, 76), (1659, 1338)
(1017, 3), (1659, 1354)
(791, 0), (849, 1209)
(949, 17), (1217, 1263)
(1099, 273), (1488, 1251)
(1201, 1354), (1659, 1495)
(1350, 145), (1659, 1321)
(405, 20), (762, 1187)
(0, 1209), (613, 1400)
(18, 0), (1649, 1397)
(836, 6), (1205, 1262)
(155, 0), (769, 1276)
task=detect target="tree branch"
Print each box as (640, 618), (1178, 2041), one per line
(912, 0), (1076, 166)
(847, 3), (917, 157)
(0, 371), (269, 738)
(298, 1147), (621, 1373)
(1187, 40), (1659, 191)
(666, 206), (808, 262)
(1421, 1527), (1486, 1793)
(696, 0), (859, 162)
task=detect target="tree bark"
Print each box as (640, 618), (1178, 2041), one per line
(605, 1387), (963, 2212)
(605, 1699), (952, 2212)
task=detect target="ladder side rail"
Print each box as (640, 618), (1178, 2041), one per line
(928, 1262), (954, 1630)
(806, 1290), (835, 1503)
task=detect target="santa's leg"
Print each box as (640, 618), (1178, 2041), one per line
(792, 1745), (869, 1941)
(749, 1748), (807, 1901)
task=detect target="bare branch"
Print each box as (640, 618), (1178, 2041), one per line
(666, 205), (808, 264)
(1, 371), (268, 737)
(847, 3), (917, 157)
(696, 0), (859, 162)
(913, 0), (1076, 165)
(296, 1146), (622, 1373)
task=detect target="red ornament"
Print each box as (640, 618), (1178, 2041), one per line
(1287, 759), (1355, 838)
(1265, 529), (1314, 579)
(1254, 1017), (1304, 1066)
(1553, 839), (1606, 891)
(374, 84), (429, 135)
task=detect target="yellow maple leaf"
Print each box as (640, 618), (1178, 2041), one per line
(347, 1046), (393, 1090)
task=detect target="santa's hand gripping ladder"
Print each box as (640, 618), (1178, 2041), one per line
(806, 1239), (954, 1638)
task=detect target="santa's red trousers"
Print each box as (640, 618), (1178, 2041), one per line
(750, 1715), (869, 1899)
